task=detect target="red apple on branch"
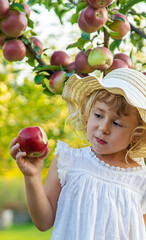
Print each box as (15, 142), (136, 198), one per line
(18, 126), (48, 158)
(3, 39), (26, 62)
(49, 71), (68, 94)
(105, 59), (128, 74)
(66, 61), (76, 73)
(0, 0), (9, 19)
(114, 53), (133, 68)
(78, 9), (99, 33)
(1, 10), (28, 37)
(50, 50), (72, 68)
(84, 5), (108, 29)
(88, 47), (113, 70)
(75, 49), (95, 74)
(22, 3), (31, 17)
(29, 36), (43, 55)
(88, 0), (113, 8)
(108, 13), (130, 39)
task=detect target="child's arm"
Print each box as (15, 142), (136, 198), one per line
(10, 137), (61, 231)
(24, 154), (61, 231)
(143, 214), (146, 227)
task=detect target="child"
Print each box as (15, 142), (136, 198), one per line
(10, 68), (146, 240)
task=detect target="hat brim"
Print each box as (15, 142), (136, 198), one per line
(62, 69), (146, 123)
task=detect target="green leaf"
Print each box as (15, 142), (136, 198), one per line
(43, 88), (55, 96)
(115, 17), (125, 22)
(120, 0), (145, 14)
(118, 0), (127, 7)
(27, 0), (38, 6)
(66, 36), (89, 50)
(26, 57), (35, 67)
(81, 32), (90, 40)
(33, 65), (62, 72)
(28, 18), (34, 28)
(10, 3), (25, 13)
(33, 46), (40, 52)
(70, 13), (79, 24)
(76, 2), (88, 14)
(65, 71), (75, 77)
(109, 40), (122, 52)
(103, 25), (119, 36)
(21, 36), (29, 45)
(34, 74), (44, 84)
(66, 41), (79, 50)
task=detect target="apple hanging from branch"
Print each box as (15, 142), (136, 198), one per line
(84, 5), (108, 29)
(49, 71), (68, 94)
(88, 0), (113, 9)
(105, 59), (128, 74)
(108, 13), (130, 39)
(114, 53), (133, 68)
(0, 0), (9, 19)
(88, 47), (113, 70)
(3, 39), (26, 62)
(1, 10), (28, 38)
(75, 49), (95, 74)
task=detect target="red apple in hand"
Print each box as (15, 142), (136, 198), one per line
(18, 126), (48, 158)
(88, 47), (113, 70)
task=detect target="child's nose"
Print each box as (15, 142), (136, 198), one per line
(99, 121), (110, 134)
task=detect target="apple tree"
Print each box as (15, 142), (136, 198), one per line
(0, 0), (145, 97)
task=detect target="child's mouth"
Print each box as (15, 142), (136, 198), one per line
(96, 137), (107, 145)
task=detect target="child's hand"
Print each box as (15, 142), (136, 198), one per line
(10, 137), (50, 177)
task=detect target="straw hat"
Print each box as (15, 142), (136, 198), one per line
(62, 68), (146, 158)
(62, 68), (146, 122)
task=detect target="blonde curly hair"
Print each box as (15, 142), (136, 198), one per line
(68, 89), (146, 160)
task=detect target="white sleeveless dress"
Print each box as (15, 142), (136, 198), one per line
(51, 141), (146, 240)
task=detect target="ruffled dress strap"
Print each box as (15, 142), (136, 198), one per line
(55, 140), (72, 187)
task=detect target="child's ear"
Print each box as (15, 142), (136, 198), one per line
(130, 128), (142, 145)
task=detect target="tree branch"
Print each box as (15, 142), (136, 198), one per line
(130, 23), (146, 39)
(21, 34), (53, 75)
(103, 28), (110, 48)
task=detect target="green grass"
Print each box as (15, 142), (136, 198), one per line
(0, 223), (52, 240)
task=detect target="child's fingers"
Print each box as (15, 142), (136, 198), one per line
(41, 148), (50, 160)
(16, 151), (26, 162)
(10, 137), (18, 149)
(10, 142), (20, 159)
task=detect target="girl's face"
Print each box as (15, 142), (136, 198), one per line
(87, 99), (139, 162)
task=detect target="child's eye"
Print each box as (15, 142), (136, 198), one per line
(95, 114), (102, 119)
(113, 121), (122, 127)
